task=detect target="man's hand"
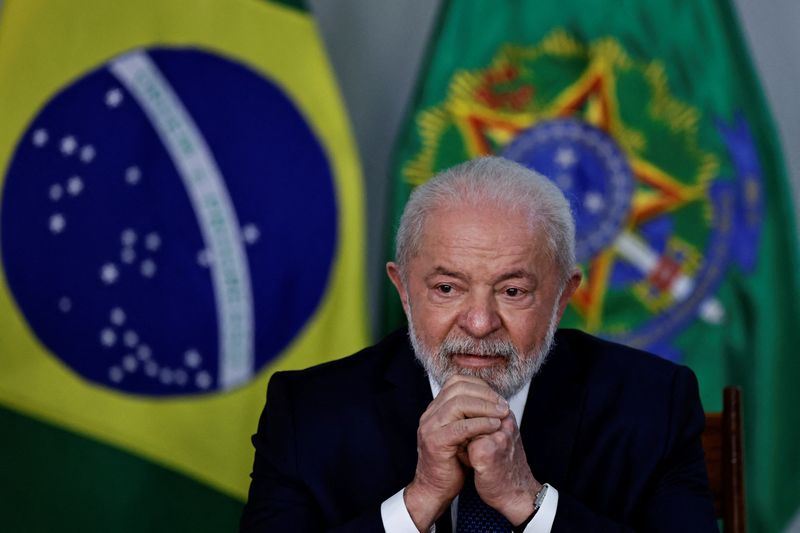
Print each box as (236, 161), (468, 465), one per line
(404, 375), (509, 531)
(468, 412), (542, 526)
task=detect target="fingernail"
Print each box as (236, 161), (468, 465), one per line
(496, 398), (508, 412)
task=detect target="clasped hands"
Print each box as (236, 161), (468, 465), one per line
(404, 375), (542, 531)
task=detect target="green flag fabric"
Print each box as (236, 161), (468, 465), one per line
(390, 1), (800, 531)
(0, 0), (368, 531)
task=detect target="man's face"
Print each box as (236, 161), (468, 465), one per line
(387, 204), (580, 398)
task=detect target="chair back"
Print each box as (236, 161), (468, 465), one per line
(702, 386), (746, 532)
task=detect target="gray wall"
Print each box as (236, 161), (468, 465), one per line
(734, 0), (800, 222)
(310, 0), (442, 330)
(311, 0), (800, 339)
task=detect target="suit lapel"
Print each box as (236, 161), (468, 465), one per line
(374, 332), (432, 487)
(520, 330), (588, 490)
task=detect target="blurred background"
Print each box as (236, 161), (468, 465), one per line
(310, 0), (800, 329)
(1, 0), (798, 531)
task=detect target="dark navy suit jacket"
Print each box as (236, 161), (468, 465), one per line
(241, 328), (718, 532)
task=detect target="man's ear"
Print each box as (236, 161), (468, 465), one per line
(555, 270), (582, 322)
(386, 262), (410, 314)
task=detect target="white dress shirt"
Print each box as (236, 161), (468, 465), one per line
(380, 378), (558, 532)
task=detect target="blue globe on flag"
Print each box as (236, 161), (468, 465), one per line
(1, 47), (338, 396)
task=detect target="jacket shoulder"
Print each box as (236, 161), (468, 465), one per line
(267, 328), (411, 399)
(554, 328), (693, 387)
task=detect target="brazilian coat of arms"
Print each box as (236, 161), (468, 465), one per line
(401, 30), (763, 361)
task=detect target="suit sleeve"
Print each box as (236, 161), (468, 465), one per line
(239, 372), (386, 533)
(552, 366), (719, 532)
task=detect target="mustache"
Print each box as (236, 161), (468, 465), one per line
(438, 335), (518, 359)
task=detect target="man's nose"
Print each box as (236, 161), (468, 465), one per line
(458, 291), (501, 338)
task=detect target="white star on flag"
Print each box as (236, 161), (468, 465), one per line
(60, 135), (78, 155)
(49, 213), (66, 234)
(555, 146), (577, 168)
(80, 145), (96, 163)
(105, 88), (124, 108)
(33, 128), (49, 147)
(100, 263), (120, 285)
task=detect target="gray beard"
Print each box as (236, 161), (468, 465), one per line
(406, 302), (560, 399)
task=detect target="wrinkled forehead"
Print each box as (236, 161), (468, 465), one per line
(418, 204), (556, 266)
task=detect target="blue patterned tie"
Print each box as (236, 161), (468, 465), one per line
(456, 471), (512, 532)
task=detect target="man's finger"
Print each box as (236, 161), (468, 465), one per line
(499, 412), (518, 434)
(438, 416), (502, 446)
(432, 394), (509, 425)
(418, 415), (500, 449)
(436, 378), (504, 405)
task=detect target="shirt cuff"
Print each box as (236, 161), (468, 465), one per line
(381, 487), (424, 533)
(523, 484), (559, 533)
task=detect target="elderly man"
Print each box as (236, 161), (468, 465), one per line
(241, 157), (718, 532)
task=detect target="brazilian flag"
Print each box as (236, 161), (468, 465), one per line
(0, 0), (368, 531)
(390, 1), (800, 531)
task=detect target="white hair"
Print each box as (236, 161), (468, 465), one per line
(394, 156), (576, 281)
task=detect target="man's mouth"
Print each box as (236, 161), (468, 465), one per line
(450, 352), (507, 369)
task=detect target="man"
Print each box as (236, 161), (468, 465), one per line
(241, 157), (718, 532)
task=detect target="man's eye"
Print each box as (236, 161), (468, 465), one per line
(437, 284), (453, 294)
(505, 287), (521, 297)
